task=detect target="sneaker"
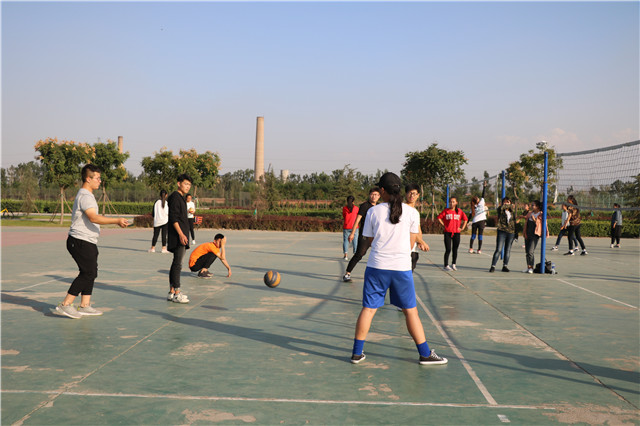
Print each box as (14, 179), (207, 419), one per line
(55, 303), (81, 319)
(161, 248), (169, 254)
(444, 265), (452, 271)
(148, 248), (155, 253)
(527, 268), (533, 274)
(167, 292), (175, 301)
(610, 244), (614, 248)
(489, 266), (495, 273)
(192, 240), (196, 245)
(350, 353), (366, 364)
(198, 270), (213, 278)
(343, 255), (348, 261)
(502, 266), (510, 272)
(342, 273), (352, 282)
(468, 248), (474, 253)
(580, 250), (588, 256)
(419, 350), (448, 365)
(77, 305), (103, 316)
(564, 251), (575, 256)
(451, 264), (457, 271)
(477, 250), (482, 254)
(551, 246), (558, 251)
(172, 292), (189, 303)
(615, 244), (620, 248)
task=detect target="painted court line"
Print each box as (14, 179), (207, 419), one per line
(0, 389), (554, 410)
(416, 295), (498, 406)
(555, 278), (638, 309)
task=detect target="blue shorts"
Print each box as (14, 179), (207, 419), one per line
(362, 267), (417, 309)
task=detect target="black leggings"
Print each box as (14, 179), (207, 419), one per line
(170, 245), (186, 289)
(567, 224), (586, 251)
(470, 220), (486, 250)
(346, 233), (370, 274)
(411, 252), (419, 272)
(151, 224), (168, 247)
(67, 236), (98, 296)
(188, 218), (195, 240)
(611, 226), (622, 245)
(444, 233), (460, 266)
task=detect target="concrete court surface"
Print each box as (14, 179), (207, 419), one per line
(1, 225), (639, 425)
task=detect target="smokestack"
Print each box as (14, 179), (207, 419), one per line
(117, 136), (123, 153)
(254, 117), (264, 182)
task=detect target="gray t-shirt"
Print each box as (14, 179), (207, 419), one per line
(68, 188), (100, 244)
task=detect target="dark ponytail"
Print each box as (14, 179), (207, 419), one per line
(160, 189), (168, 208)
(388, 190), (403, 224)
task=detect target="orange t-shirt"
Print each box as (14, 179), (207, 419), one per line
(189, 242), (221, 267)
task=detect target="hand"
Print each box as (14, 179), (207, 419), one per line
(458, 227), (464, 233)
(348, 234), (354, 243)
(227, 269), (232, 278)
(418, 241), (429, 252)
(118, 218), (129, 228)
(179, 233), (189, 246)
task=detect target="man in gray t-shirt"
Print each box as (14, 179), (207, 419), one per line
(55, 164), (129, 319)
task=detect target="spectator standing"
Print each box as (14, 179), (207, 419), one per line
(149, 189), (169, 253)
(342, 195), (359, 260)
(437, 197), (468, 271)
(610, 203), (622, 248)
(167, 174), (193, 304)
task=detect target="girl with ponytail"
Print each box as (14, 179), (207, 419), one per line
(350, 173), (447, 366)
(437, 197), (468, 271)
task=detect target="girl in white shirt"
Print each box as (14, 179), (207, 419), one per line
(149, 190), (169, 253)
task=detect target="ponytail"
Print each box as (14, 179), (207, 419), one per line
(388, 192), (403, 224)
(160, 189), (168, 208)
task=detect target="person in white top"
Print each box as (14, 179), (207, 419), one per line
(350, 172), (447, 366)
(186, 194), (196, 244)
(149, 190), (169, 253)
(469, 181), (488, 254)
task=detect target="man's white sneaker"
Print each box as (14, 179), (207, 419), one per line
(527, 268), (533, 274)
(167, 292), (175, 301)
(173, 292), (189, 303)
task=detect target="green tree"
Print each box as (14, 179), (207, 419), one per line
(176, 149), (221, 197)
(514, 144), (563, 199)
(401, 143), (467, 219)
(35, 137), (95, 224)
(93, 140), (130, 213)
(141, 148), (178, 192)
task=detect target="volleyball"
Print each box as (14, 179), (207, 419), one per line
(263, 270), (281, 288)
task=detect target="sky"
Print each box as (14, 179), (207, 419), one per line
(2, 1), (638, 181)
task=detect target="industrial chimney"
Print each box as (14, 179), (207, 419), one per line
(254, 117), (264, 182)
(117, 136), (123, 153)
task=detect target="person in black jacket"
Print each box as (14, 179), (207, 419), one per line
(167, 174), (193, 303)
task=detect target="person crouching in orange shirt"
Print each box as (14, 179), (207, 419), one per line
(189, 234), (231, 278)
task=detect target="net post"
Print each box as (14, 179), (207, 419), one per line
(446, 185), (450, 208)
(541, 151), (549, 274)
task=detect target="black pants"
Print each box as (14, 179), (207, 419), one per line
(170, 245), (186, 289)
(151, 224), (168, 247)
(444, 233), (460, 266)
(346, 233), (370, 274)
(67, 235), (98, 296)
(611, 226), (622, 245)
(190, 252), (216, 272)
(188, 218), (195, 240)
(411, 252), (419, 272)
(567, 224), (586, 251)
(470, 220), (486, 250)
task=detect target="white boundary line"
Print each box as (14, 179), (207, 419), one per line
(555, 278), (639, 309)
(0, 389), (553, 410)
(416, 295), (498, 406)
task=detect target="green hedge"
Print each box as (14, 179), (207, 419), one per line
(1, 199), (154, 215)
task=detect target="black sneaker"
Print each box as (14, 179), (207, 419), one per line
(419, 349), (448, 365)
(564, 251), (575, 256)
(580, 250), (588, 256)
(502, 266), (510, 272)
(350, 353), (366, 364)
(198, 270), (212, 278)
(489, 266), (495, 273)
(342, 273), (352, 282)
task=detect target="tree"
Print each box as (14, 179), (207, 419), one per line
(513, 145), (563, 199)
(93, 140), (130, 214)
(175, 149), (221, 197)
(141, 148), (178, 192)
(506, 161), (527, 201)
(401, 143), (467, 219)
(35, 138), (94, 224)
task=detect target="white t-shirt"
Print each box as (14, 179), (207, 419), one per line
(68, 188), (100, 244)
(363, 203), (420, 271)
(472, 198), (487, 223)
(186, 201), (196, 219)
(153, 199), (169, 227)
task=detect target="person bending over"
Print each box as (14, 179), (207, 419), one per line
(189, 234), (232, 278)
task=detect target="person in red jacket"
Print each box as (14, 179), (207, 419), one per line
(437, 197), (468, 271)
(342, 195), (359, 260)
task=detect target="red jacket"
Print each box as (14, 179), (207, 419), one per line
(342, 205), (359, 230)
(438, 208), (468, 234)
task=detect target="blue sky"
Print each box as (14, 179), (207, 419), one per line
(2, 1), (638, 180)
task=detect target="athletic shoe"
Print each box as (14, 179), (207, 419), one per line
(350, 353), (366, 364)
(161, 248), (169, 254)
(77, 305), (103, 316)
(551, 246), (558, 251)
(564, 251), (575, 256)
(502, 266), (510, 272)
(419, 350), (448, 365)
(342, 273), (352, 282)
(198, 270), (213, 278)
(489, 266), (495, 273)
(615, 244), (620, 248)
(580, 250), (588, 256)
(468, 248), (474, 253)
(444, 265), (452, 271)
(148, 248), (155, 253)
(56, 303), (81, 319)
(477, 250), (482, 254)
(173, 292), (189, 304)
(527, 268), (533, 274)
(610, 244), (614, 248)
(192, 240), (196, 245)
(167, 292), (175, 301)
(451, 264), (457, 271)
(343, 255), (348, 261)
